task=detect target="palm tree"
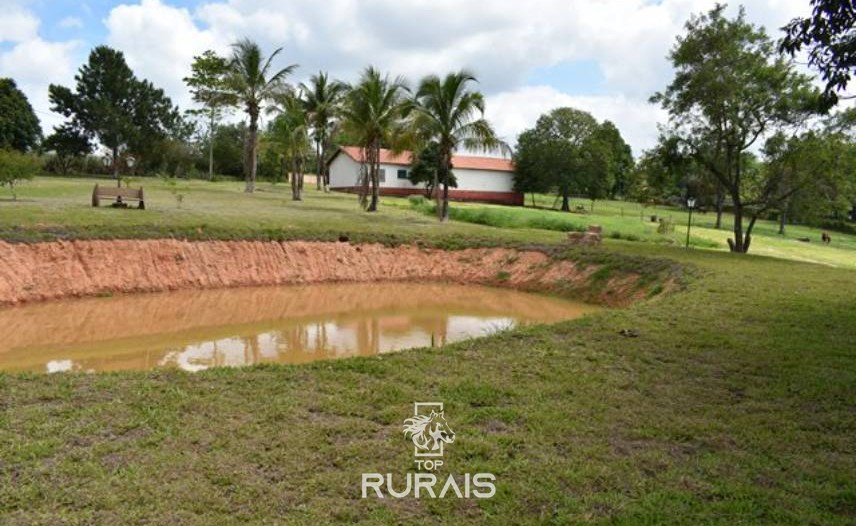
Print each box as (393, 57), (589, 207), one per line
(300, 72), (349, 192)
(225, 39), (298, 193)
(340, 66), (409, 212)
(411, 71), (508, 220)
(267, 91), (311, 200)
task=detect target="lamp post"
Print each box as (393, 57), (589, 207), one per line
(685, 197), (696, 248)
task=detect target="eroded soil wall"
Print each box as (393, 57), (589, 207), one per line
(0, 240), (649, 307)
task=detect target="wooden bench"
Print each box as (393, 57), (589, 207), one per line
(92, 184), (145, 209)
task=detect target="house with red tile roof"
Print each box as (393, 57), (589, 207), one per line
(327, 146), (523, 206)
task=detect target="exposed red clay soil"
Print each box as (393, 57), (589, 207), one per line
(0, 240), (655, 307)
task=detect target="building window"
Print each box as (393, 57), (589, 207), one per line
(397, 169), (408, 180)
(378, 169), (386, 182)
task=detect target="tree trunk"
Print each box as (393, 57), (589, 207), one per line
(441, 182), (450, 221)
(728, 197), (747, 253)
(112, 144), (120, 187)
(778, 198), (789, 235)
(208, 111), (215, 181)
(366, 143), (379, 212)
(315, 139), (322, 191)
(298, 158), (305, 198)
(438, 151), (452, 221)
(245, 113), (258, 193)
(714, 188), (724, 229)
(561, 190), (570, 212)
(291, 157), (301, 200)
(367, 168), (379, 212)
(433, 169), (440, 218)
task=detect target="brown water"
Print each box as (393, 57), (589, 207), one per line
(0, 282), (599, 373)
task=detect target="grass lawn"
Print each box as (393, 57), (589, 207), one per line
(401, 193), (856, 269)
(0, 176), (564, 248)
(0, 176), (854, 524)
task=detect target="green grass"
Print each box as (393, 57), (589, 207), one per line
(0, 176), (563, 248)
(0, 177), (854, 524)
(401, 194), (856, 269)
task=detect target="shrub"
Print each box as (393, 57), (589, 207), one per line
(0, 149), (41, 200)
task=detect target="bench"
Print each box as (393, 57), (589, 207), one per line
(92, 184), (145, 209)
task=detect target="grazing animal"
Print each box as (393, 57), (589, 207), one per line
(822, 232), (832, 245)
(403, 410), (455, 452)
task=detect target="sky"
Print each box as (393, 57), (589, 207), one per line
(0, 0), (814, 155)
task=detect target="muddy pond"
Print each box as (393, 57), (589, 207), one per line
(0, 282), (599, 373)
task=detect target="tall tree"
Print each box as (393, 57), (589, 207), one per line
(43, 126), (91, 175)
(651, 5), (819, 253)
(300, 72), (348, 192)
(764, 128), (855, 233)
(0, 149), (40, 200)
(268, 91), (311, 200)
(596, 121), (634, 198)
(340, 67), (409, 212)
(781, 0), (855, 110)
(513, 107), (600, 211)
(408, 142), (457, 198)
(410, 71), (507, 220)
(49, 46), (181, 185)
(0, 78), (41, 151)
(184, 50), (234, 180)
(224, 39), (298, 193)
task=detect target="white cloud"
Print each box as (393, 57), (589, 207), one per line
(59, 16), (84, 29)
(0, 37), (82, 133)
(486, 86), (667, 152)
(105, 0), (222, 111)
(0, 7), (40, 43)
(49, 0), (813, 151)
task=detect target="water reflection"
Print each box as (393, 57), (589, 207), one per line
(0, 282), (599, 373)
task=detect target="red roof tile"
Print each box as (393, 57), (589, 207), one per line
(337, 146), (513, 173)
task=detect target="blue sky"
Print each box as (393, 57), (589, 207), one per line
(1, 0), (813, 152)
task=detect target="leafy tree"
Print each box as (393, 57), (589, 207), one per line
(0, 79), (41, 151)
(513, 107), (600, 211)
(410, 71), (507, 220)
(0, 149), (41, 200)
(224, 39), (298, 193)
(651, 5), (819, 253)
(268, 91), (311, 200)
(209, 123), (246, 178)
(49, 46), (182, 185)
(596, 121), (634, 198)
(184, 50), (234, 179)
(43, 126), (91, 175)
(300, 72), (349, 191)
(340, 66), (409, 212)
(764, 128), (855, 233)
(781, 0), (855, 110)
(408, 142), (457, 197)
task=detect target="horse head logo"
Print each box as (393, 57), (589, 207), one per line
(403, 408), (455, 455)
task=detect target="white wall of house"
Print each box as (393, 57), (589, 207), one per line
(455, 169), (515, 192)
(328, 154), (361, 188)
(329, 155), (417, 188)
(329, 153), (515, 192)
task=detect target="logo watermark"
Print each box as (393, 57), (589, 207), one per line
(361, 402), (497, 499)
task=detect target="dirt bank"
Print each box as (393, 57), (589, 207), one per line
(0, 240), (658, 307)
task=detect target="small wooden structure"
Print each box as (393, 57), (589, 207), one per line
(92, 184), (145, 209)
